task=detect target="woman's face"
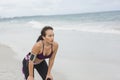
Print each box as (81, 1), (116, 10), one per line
(44, 29), (54, 44)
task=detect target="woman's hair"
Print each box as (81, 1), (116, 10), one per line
(36, 26), (53, 42)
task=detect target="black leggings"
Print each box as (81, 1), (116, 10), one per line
(22, 58), (48, 80)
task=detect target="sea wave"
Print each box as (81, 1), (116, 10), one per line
(26, 20), (120, 34)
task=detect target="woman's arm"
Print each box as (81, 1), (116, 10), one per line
(28, 42), (41, 77)
(47, 42), (58, 76)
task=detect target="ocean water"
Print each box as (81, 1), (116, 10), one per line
(0, 10), (120, 59)
(0, 10), (120, 33)
(0, 10), (120, 80)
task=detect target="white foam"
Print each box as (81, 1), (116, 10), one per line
(27, 20), (54, 29)
(26, 20), (120, 34)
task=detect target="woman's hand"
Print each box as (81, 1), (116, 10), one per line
(46, 74), (53, 80)
(27, 76), (34, 80)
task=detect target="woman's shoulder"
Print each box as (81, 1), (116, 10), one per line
(32, 40), (43, 51)
(53, 41), (59, 48)
(31, 40), (43, 54)
(36, 40), (43, 46)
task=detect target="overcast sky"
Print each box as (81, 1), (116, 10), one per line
(0, 0), (120, 17)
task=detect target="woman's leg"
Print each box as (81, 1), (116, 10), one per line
(34, 60), (48, 80)
(22, 58), (34, 80)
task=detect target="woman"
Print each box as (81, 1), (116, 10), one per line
(22, 26), (58, 80)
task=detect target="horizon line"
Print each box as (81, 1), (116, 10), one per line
(0, 9), (120, 19)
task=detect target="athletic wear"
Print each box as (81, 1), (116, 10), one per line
(22, 41), (53, 80)
(22, 58), (48, 80)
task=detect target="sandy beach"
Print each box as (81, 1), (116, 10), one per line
(0, 44), (23, 80)
(1, 30), (120, 80)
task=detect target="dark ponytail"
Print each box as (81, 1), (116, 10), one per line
(36, 26), (53, 42)
(36, 35), (43, 42)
